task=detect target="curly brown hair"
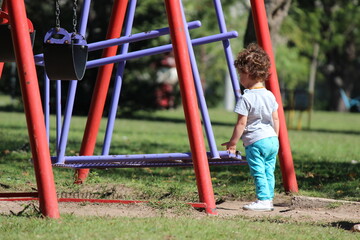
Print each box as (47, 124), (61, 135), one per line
(234, 43), (271, 82)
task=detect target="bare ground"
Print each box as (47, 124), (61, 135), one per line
(1, 194), (359, 229)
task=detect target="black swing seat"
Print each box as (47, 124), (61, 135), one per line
(43, 28), (88, 80)
(0, 12), (35, 62)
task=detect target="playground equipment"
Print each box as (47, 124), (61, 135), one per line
(0, 8), (35, 62)
(43, 0), (88, 80)
(339, 88), (360, 113)
(0, 0), (298, 218)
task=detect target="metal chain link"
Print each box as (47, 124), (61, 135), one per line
(55, 0), (61, 29)
(72, 0), (78, 33)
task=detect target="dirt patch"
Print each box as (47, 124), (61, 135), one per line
(57, 183), (139, 200)
(1, 194), (359, 227)
(217, 196), (360, 224)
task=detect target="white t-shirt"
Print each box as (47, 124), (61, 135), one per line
(234, 88), (278, 146)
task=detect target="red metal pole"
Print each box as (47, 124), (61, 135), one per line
(0, 1), (8, 78)
(75, 0), (129, 183)
(164, 0), (217, 215)
(0, 63), (4, 79)
(7, 0), (60, 218)
(250, 0), (298, 192)
(1, 0), (8, 11)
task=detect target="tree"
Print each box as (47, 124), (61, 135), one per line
(244, 0), (292, 46)
(318, 0), (360, 111)
(280, 0), (360, 111)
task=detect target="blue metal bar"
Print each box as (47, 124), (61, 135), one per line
(102, 0), (137, 155)
(56, 80), (61, 151)
(55, 0), (91, 164)
(213, 0), (241, 100)
(180, 1), (220, 159)
(44, 72), (50, 143)
(86, 31), (238, 69)
(87, 21), (201, 51)
(33, 21), (201, 64)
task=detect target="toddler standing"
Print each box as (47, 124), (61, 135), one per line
(222, 43), (279, 211)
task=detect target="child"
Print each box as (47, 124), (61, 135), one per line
(222, 43), (280, 211)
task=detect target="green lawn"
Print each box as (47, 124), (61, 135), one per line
(0, 214), (358, 240)
(0, 97), (359, 239)
(1, 107), (358, 201)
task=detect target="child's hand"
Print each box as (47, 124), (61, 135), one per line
(221, 142), (237, 154)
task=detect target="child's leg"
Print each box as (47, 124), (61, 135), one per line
(264, 137), (279, 199)
(245, 142), (271, 200)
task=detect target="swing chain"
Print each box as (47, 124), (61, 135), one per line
(55, 0), (61, 30)
(72, 0), (78, 33)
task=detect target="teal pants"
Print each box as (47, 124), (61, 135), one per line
(245, 137), (279, 201)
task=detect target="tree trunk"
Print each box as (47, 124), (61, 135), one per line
(244, 0), (292, 48)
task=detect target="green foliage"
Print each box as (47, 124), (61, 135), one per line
(275, 45), (310, 90)
(281, 0), (360, 110)
(0, 0), (249, 113)
(3, 1), (360, 113)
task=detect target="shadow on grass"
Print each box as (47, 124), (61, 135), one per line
(294, 155), (359, 200)
(299, 128), (360, 136)
(0, 105), (24, 113)
(124, 114), (360, 135)
(85, 153), (360, 200)
(1, 119), (359, 202)
(330, 221), (356, 231)
(122, 114), (234, 127)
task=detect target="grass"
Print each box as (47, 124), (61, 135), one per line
(0, 93), (359, 239)
(2, 108), (357, 201)
(0, 214), (358, 240)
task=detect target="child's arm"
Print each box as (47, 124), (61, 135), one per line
(221, 114), (247, 154)
(272, 110), (279, 136)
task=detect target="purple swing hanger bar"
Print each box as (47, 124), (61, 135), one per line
(34, 20), (201, 65)
(86, 31), (238, 69)
(34, 24), (238, 69)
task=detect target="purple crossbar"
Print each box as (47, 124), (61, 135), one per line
(86, 31), (238, 69)
(34, 21), (201, 64)
(87, 21), (201, 52)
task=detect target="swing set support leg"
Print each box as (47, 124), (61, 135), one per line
(7, 0), (60, 218)
(250, 0), (298, 193)
(0, 1), (7, 79)
(75, 0), (129, 184)
(0, 62), (4, 79)
(165, 0), (217, 215)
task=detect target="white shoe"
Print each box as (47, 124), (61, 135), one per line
(243, 200), (274, 211)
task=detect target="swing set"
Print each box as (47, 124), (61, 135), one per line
(0, 0), (298, 218)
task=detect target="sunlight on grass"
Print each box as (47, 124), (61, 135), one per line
(0, 109), (359, 203)
(0, 106), (359, 239)
(0, 214), (357, 240)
